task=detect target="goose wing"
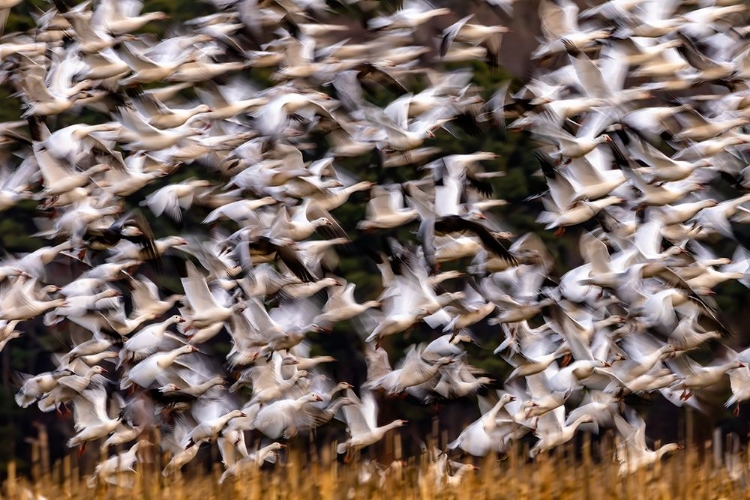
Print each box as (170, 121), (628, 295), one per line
(342, 388), (374, 436)
(440, 15), (473, 58)
(181, 261), (222, 311)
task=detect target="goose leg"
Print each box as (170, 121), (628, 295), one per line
(78, 442), (87, 458)
(735, 404), (741, 417)
(554, 227), (565, 237)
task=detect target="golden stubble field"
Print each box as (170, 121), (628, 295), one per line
(4, 432), (750, 500)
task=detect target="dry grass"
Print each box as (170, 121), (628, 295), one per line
(4, 432), (750, 500)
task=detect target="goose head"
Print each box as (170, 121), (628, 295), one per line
(282, 356), (300, 366)
(87, 365), (108, 376)
(657, 443), (681, 458)
(450, 333), (474, 345)
(436, 356), (455, 366)
(729, 360), (746, 371)
(313, 217), (333, 227)
(121, 226), (143, 237)
(158, 384), (181, 393)
(227, 409), (246, 419)
(499, 394), (516, 405)
(576, 414), (596, 426)
(167, 315), (184, 324)
(180, 345), (200, 355)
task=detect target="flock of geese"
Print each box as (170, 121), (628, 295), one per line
(5, 0), (750, 489)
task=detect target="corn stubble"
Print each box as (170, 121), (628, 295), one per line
(4, 432), (750, 500)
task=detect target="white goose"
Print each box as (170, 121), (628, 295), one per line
(529, 406), (594, 458)
(121, 315), (185, 362)
(314, 282), (381, 326)
(614, 411), (680, 476)
(183, 409), (246, 449)
(181, 261), (246, 332)
(250, 393), (323, 439)
(448, 393), (516, 456)
(126, 274), (184, 318)
(358, 184), (419, 231)
(120, 345), (197, 390)
(337, 389), (407, 458)
(67, 387), (121, 450)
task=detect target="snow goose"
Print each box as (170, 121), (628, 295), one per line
(38, 365), (108, 413)
(109, 235), (187, 262)
(522, 368), (571, 419)
(251, 91), (336, 139)
(67, 387), (122, 451)
(184, 409), (245, 449)
(18, 62), (93, 116)
(357, 184), (419, 231)
(668, 311), (721, 351)
(667, 356), (744, 401)
(15, 369), (73, 408)
(180, 261), (246, 332)
(312, 181), (374, 212)
(655, 200), (719, 226)
(367, 0), (449, 31)
(43, 288), (120, 326)
(535, 154), (624, 235)
(0, 277), (67, 321)
(364, 283), (430, 345)
(141, 179), (212, 221)
(533, 0), (611, 59)
(120, 345), (198, 390)
(268, 203), (336, 242)
(627, 135), (713, 183)
(447, 393), (516, 456)
(88, 441), (151, 489)
(92, 0), (167, 35)
(672, 109), (750, 143)
(120, 315), (185, 362)
(432, 360), (492, 400)
(314, 281), (380, 326)
(219, 443), (285, 484)
(337, 389), (407, 459)
(250, 393), (323, 439)
(502, 341), (571, 382)
(423, 333), (475, 360)
(101, 153), (170, 197)
(614, 410), (680, 476)
(364, 343), (453, 395)
(366, 96), (448, 152)
(440, 15), (507, 62)
(202, 197), (277, 224)
(125, 274), (183, 319)
(280, 277), (341, 300)
(564, 391), (618, 430)
(245, 354), (309, 405)
(70, 307), (158, 337)
(685, 266), (744, 290)
(117, 40), (196, 86)
(529, 406), (594, 458)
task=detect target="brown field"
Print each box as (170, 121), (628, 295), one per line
(4, 432), (750, 500)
